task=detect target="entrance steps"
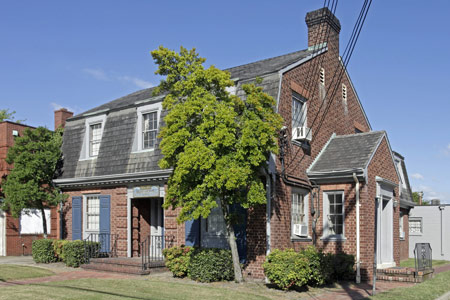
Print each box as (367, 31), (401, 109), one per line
(376, 267), (434, 283)
(81, 257), (167, 275)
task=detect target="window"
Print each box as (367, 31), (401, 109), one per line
(134, 102), (162, 152)
(291, 190), (309, 238)
(399, 212), (405, 239)
(142, 112), (158, 149)
(20, 209), (51, 234)
(323, 191), (345, 239)
(292, 92), (307, 129)
(89, 123), (102, 157)
(409, 218), (422, 235)
(319, 67), (325, 85)
(86, 195), (100, 230)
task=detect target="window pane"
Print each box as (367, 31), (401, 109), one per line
(89, 123), (102, 156)
(86, 196), (100, 230)
(142, 112), (158, 150)
(292, 93), (306, 128)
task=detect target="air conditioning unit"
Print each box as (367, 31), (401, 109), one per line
(400, 231), (405, 239)
(293, 224), (308, 237)
(292, 126), (312, 142)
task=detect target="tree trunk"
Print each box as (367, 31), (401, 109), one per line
(40, 207), (48, 239)
(222, 203), (243, 283)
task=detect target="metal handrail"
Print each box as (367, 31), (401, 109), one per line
(83, 233), (118, 264)
(140, 234), (175, 270)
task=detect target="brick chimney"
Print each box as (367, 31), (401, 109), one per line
(54, 108), (73, 130)
(305, 7), (341, 54)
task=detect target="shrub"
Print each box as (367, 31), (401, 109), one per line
(62, 240), (99, 267)
(189, 248), (234, 282)
(163, 245), (193, 277)
(32, 239), (58, 263)
(301, 246), (332, 286)
(328, 252), (355, 280)
(263, 249), (310, 290)
(53, 240), (70, 262)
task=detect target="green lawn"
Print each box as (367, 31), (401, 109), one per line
(0, 277), (306, 300)
(0, 265), (54, 282)
(399, 258), (450, 268)
(369, 270), (450, 300)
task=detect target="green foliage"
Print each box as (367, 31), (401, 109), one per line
(189, 248), (234, 282)
(263, 249), (310, 290)
(53, 240), (70, 262)
(32, 239), (58, 263)
(163, 245), (194, 277)
(412, 191), (429, 205)
(151, 46), (284, 223)
(62, 240), (90, 267)
(0, 109), (24, 123)
(324, 252), (355, 280)
(301, 246), (333, 286)
(1, 127), (67, 236)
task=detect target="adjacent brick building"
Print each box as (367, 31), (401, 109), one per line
(54, 7), (414, 281)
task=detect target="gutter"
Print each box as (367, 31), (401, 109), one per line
(353, 173), (361, 283)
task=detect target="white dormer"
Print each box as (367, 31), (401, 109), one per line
(132, 102), (162, 153)
(80, 114), (106, 160)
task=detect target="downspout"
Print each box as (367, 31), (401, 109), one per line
(353, 173), (361, 284)
(439, 206), (445, 257)
(264, 168), (271, 256)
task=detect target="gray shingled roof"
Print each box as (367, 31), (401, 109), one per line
(74, 49), (312, 119)
(393, 151), (414, 207)
(308, 131), (385, 175)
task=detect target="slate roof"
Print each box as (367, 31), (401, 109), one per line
(307, 131), (386, 175)
(393, 151), (415, 207)
(59, 48), (316, 182)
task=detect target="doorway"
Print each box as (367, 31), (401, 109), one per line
(131, 198), (163, 257)
(377, 182), (395, 268)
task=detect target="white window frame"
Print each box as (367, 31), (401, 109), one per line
(322, 191), (345, 240)
(291, 188), (309, 239)
(19, 208), (51, 235)
(133, 102), (162, 153)
(409, 217), (423, 236)
(399, 211), (405, 240)
(292, 92), (307, 129)
(83, 194), (101, 238)
(80, 114), (106, 160)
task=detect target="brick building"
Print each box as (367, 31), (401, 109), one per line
(54, 7), (414, 280)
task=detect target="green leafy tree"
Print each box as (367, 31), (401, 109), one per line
(412, 191), (429, 205)
(152, 46), (283, 282)
(0, 109), (24, 123)
(1, 127), (67, 237)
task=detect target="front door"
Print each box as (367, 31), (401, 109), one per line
(377, 182), (395, 268)
(131, 198), (163, 257)
(0, 210), (5, 256)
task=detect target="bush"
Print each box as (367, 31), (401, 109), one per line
(163, 245), (193, 277)
(62, 240), (99, 267)
(325, 252), (355, 280)
(301, 246), (332, 286)
(189, 248), (234, 282)
(263, 249), (310, 290)
(53, 240), (70, 262)
(32, 239), (58, 263)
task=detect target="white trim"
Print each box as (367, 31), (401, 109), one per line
(0, 209), (6, 256)
(83, 194), (101, 239)
(80, 114), (107, 160)
(321, 190), (345, 240)
(376, 176), (399, 188)
(339, 57), (372, 131)
(127, 187), (133, 257)
(291, 188), (310, 239)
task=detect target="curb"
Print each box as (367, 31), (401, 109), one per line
(436, 291), (450, 300)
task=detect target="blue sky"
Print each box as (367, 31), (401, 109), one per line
(1, 1), (449, 202)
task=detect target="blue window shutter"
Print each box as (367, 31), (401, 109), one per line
(185, 219), (200, 246)
(231, 204), (247, 263)
(72, 196), (82, 240)
(99, 195), (111, 252)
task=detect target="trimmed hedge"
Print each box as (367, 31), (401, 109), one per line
(163, 246), (234, 282)
(263, 247), (355, 290)
(32, 239), (58, 263)
(53, 240), (70, 262)
(163, 245), (194, 277)
(263, 249), (310, 290)
(189, 248), (234, 282)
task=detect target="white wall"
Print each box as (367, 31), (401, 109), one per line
(409, 205), (450, 261)
(20, 209), (51, 234)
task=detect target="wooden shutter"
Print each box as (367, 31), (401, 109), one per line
(185, 219), (200, 246)
(99, 195), (111, 252)
(72, 196), (82, 240)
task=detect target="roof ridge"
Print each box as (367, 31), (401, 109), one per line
(333, 130), (385, 139)
(224, 49), (309, 72)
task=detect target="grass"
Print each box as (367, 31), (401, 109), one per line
(369, 270), (450, 300)
(0, 265), (54, 282)
(399, 258), (450, 268)
(0, 276), (313, 300)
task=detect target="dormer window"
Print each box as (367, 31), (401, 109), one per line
(142, 112), (158, 149)
(133, 102), (162, 152)
(80, 114), (106, 160)
(89, 123), (102, 157)
(319, 67), (325, 85)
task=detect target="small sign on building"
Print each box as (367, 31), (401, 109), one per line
(133, 185), (160, 198)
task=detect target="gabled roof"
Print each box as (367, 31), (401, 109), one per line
(393, 151), (415, 208)
(73, 49), (313, 119)
(307, 131), (386, 182)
